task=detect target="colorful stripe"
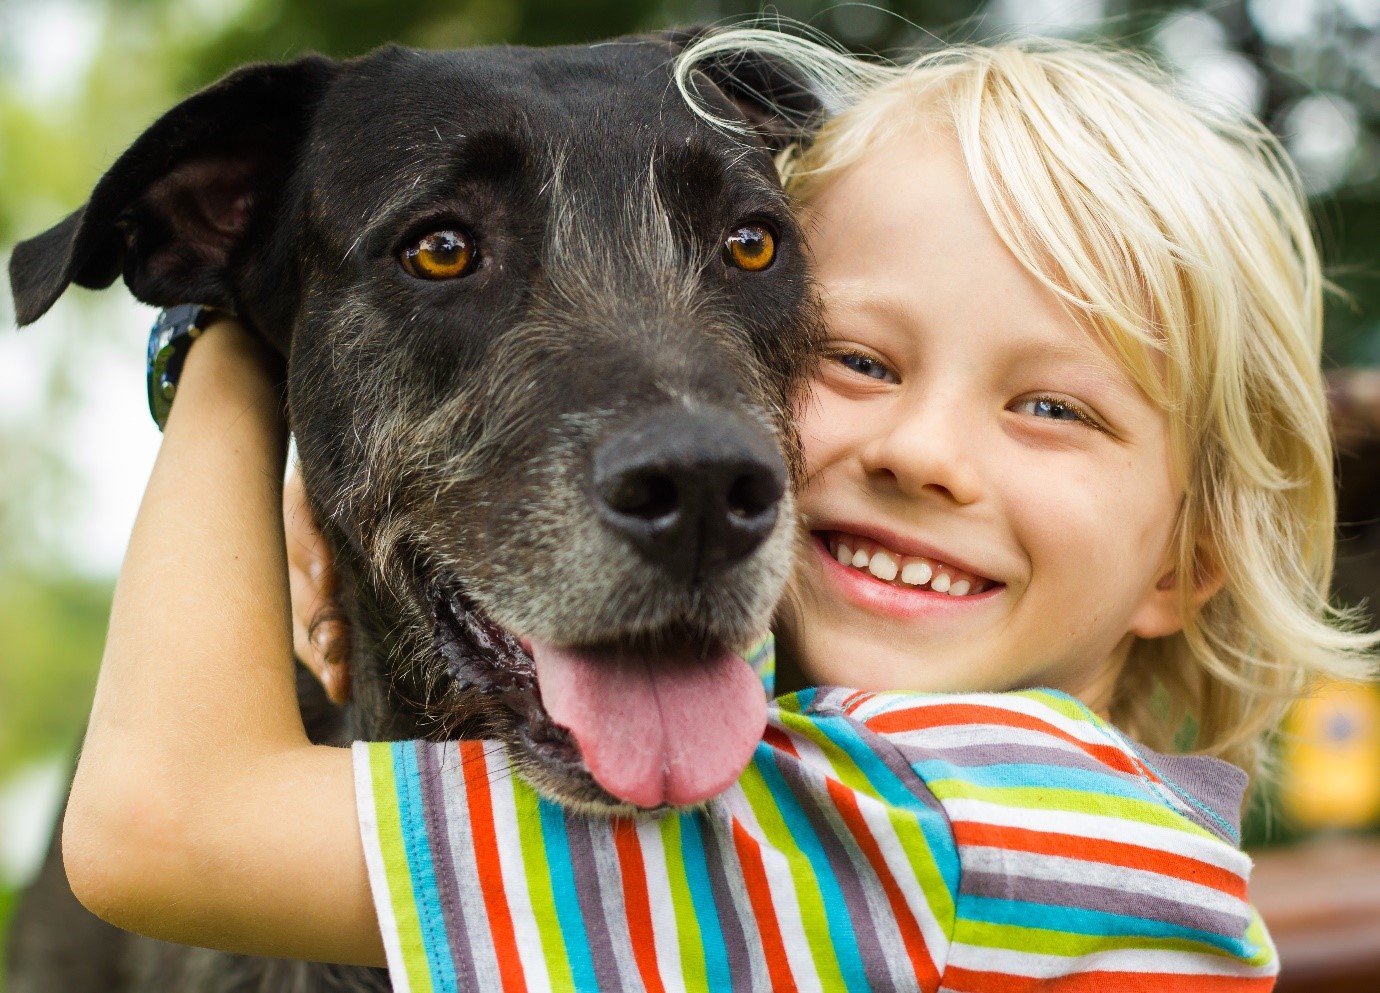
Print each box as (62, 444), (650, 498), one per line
(612, 817), (667, 993)
(459, 742), (528, 993)
(395, 741), (460, 993)
(353, 739), (420, 992)
(535, 797), (593, 991)
(352, 683), (1277, 992)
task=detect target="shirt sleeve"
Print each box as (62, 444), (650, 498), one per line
(814, 688), (1280, 992)
(353, 688), (1277, 993)
(353, 705), (963, 993)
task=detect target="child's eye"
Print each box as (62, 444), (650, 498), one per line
(831, 350), (898, 383)
(1013, 394), (1101, 429)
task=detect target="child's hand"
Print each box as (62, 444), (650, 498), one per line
(285, 470), (351, 705)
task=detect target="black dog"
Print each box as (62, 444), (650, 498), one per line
(7, 31), (822, 992)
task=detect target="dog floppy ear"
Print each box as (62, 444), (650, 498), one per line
(663, 26), (825, 154)
(8, 55), (338, 336)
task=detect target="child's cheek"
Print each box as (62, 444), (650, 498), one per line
(798, 386), (860, 474)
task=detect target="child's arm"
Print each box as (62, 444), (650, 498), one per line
(62, 317), (385, 966)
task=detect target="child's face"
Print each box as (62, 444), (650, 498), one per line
(785, 125), (1188, 708)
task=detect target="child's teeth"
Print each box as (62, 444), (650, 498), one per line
(832, 533), (988, 595)
(901, 560), (933, 586)
(868, 550), (898, 581)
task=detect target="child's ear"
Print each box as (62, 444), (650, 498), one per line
(1129, 546), (1225, 640)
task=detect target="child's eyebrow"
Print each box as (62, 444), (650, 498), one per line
(820, 284), (914, 330)
(1004, 337), (1147, 406)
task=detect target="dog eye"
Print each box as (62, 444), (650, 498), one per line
(401, 229), (476, 280)
(723, 223), (776, 272)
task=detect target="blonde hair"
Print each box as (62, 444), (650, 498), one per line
(678, 29), (1379, 780)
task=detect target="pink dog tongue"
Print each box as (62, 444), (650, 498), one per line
(531, 642), (767, 808)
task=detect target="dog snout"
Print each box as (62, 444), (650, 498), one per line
(592, 408), (785, 581)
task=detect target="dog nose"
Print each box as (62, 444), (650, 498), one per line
(593, 408), (786, 580)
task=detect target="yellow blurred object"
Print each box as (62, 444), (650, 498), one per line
(1278, 681), (1380, 831)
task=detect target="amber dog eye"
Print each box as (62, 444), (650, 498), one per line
(401, 229), (476, 280)
(723, 223), (776, 272)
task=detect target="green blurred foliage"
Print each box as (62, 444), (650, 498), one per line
(0, 572), (110, 978)
(0, 884), (12, 981)
(174, 0), (680, 77)
(0, 572), (109, 773)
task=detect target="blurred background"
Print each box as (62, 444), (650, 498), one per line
(2, 0), (1379, 986)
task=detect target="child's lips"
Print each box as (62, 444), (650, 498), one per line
(810, 532), (1005, 618)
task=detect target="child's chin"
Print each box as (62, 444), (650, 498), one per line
(784, 623), (952, 694)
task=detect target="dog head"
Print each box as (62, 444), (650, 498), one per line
(10, 34), (823, 811)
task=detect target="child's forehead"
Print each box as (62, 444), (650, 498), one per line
(804, 128), (1168, 406)
(799, 79), (1178, 404)
(799, 119), (964, 232)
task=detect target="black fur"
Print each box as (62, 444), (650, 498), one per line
(7, 33), (822, 992)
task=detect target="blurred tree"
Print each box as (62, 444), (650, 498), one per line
(176, 0), (683, 85)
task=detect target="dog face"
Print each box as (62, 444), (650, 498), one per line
(10, 37), (822, 811)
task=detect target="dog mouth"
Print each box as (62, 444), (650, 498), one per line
(426, 581), (767, 810)
(425, 583), (583, 765)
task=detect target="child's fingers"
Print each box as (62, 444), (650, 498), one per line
(284, 472), (331, 586)
(306, 614), (351, 706)
(284, 469), (351, 704)
(288, 553), (329, 665)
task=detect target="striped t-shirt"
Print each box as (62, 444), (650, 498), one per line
(354, 687), (1277, 993)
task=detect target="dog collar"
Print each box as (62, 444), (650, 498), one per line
(146, 304), (218, 431)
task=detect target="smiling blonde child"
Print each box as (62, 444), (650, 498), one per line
(62, 31), (1374, 993)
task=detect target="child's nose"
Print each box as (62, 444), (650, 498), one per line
(858, 398), (983, 505)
